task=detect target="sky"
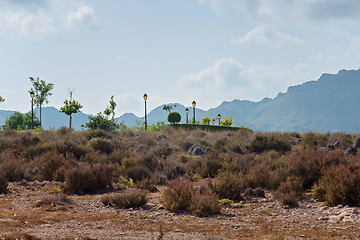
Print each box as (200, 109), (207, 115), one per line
(1, 0), (360, 117)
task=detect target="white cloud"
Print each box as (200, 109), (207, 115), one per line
(0, 0), (97, 37)
(64, 5), (97, 29)
(178, 58), (312, 109)
(232, 25), (304, 46)
(199, 0), (360, 23)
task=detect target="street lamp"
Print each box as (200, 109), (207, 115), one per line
(143, 93), (148, 131)
(30, 91), (35, 129)
(81, 124), (84, 131)
(212, 119), (215, 125)
(217, 114), (221, 126)
(192, 100), (196, 124)
(185, 108), (189, 124)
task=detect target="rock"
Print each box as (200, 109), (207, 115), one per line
(204, 147), (213, 154)
(354, 137), (360, 148)
(243, 188), (256, 197)
(231, 145), (243, 154)
(253, 187), (266, 198)
(157, 134), (167, 141)
(191, 146), (204, 156)
(345, 145), (358, 155)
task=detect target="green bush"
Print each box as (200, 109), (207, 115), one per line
(167, 112), (181, 124)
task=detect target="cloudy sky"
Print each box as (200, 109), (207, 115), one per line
(1, 0), (360, 117)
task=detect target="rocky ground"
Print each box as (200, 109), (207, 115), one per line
(0, 181), (359, 240)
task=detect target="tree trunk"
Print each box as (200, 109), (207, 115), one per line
(69, 114), (72, 130)
(40, 103), (42, 127)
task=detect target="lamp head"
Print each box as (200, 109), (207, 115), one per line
(217, 114), (221, 119)
(30, 91), (35, 98)
(212, 119), (215, 124)
(143, 93), (148, 101)
(185, 108), (189, 114)
(81, 124), (84, 129)
(192, 100), (196, 107)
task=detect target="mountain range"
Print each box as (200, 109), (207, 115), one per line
(1, 69), (360, 132)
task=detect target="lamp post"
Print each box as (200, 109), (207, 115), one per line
(217, 114), (221, 126)
(212, 119), (215, 125)
(81, 124), (84, 131)
(30, 91), (35, 129)
(143, 93), (148, 131)
(192, 101), (196, 124)
(185, 108), (189, 124)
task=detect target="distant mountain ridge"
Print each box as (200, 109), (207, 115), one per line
(1, 69), (360, 132)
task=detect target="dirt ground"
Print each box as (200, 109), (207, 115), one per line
(0, 181), (359, 240)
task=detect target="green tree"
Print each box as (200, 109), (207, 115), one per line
(2, 112), (40, 130)
(167, 112), (181, 124)
(86, 96), (124, 131)
(163, 104), (177, 113)
(0, 96), (4, 103)
(86, 113), (125, 131)
(220, 117), (233, 127)
(201, 116), (211, 125)
(59, 93), (83, 130)
(29, 77), (54, 127)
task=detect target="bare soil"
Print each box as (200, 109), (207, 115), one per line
(0, 181), (359, 240)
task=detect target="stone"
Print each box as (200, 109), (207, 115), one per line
(204, 147), (213, 154)
(157, 134), (167, 141)
(231, 145), (243, 154)
(354, 137), (360, 148)
(191, 146), (205, 156)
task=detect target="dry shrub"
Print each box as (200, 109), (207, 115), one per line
(89, 138), (114, 154)
(163, 179), (194, 213)
(24, 142), (56, 159)
(64, 164), (117, 194)
(1, 233), (40, 240)
(0, 154), (25, 182)
(286, 148), (344, 190)
(125, 165), (151, 182)
(209, 172), (245, 201)
(243, 163), (271, 189)
(0, 172), (8, 193)
(315, 164), (360, 206)
(36, 193), (71, 206)
(86, 129), (114, 140)
(101, 190), (147, 208)
(136, 178), (159, 192)
(56, 140), (88, 160)
(247, 133), (291, 153)
(190, 192), (221, 217)
(57, 126), (72, 136)
(163, 179), (221, 216)
(274, 176), (303, 207)
(197, 152), (222, 178)
(301, 132), (329, 147)
(36, 151), (68, 181)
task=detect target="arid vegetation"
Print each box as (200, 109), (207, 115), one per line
(0, 127), (360, 238)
